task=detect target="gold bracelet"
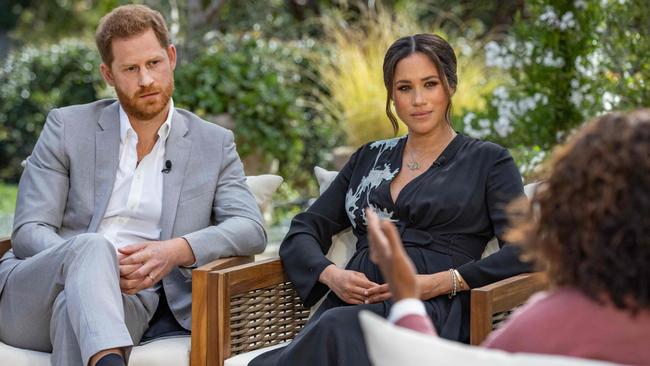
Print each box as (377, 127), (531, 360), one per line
(448, 268), (457, 298)
(453, 269), (465, 290)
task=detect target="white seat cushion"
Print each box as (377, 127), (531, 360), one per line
(0, 336), (191, 366)
(224, 342), (289, 366)
(359, 311), (614, 366)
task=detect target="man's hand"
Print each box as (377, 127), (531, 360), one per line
(319, 265), (380, 305)
(118, 237), (195, 295)
(366, 208), (419, 302)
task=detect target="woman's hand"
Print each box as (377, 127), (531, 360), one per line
(319, 264), (380, 304)
(366, 208), (419, 302)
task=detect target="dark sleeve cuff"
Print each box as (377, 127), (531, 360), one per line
(456, 245), (533, 289)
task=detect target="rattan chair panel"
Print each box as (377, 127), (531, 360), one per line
(230, 282), (310, 354)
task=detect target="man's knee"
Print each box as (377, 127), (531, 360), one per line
(66, 233), (117, 263)
(68, 233), (113, 251)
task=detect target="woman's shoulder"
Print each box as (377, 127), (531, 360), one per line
(351, 136), (405, 161)
(457, 134), (510, 158)
(363, 136), (405, 152)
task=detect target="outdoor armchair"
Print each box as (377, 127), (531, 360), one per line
(204, 257), (548, 366)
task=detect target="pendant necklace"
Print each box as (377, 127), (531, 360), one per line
(407, 147), (420, 171)
(406, 131), (456, 171)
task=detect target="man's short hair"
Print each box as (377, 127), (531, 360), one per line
(95, 4), (170, 66)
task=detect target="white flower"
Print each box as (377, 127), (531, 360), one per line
(570, 90), (584, 107)
(539, 7), (576, 31)
(484, 41), (504, 68)
(479, 118), (491, 128)
(539, 6), (558, 25)
(493, 86), (509, 100)
(602, 92), (621, 111)
(559, 12), (576, 31)
(463, 112), (476, 125)
(574, 0), (588, 9)
(494, 116), (513, 138)
(541, 50), (565, 68)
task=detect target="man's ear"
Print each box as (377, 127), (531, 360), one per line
(100, 63), (115, 87)
(167, 44), (177, 71)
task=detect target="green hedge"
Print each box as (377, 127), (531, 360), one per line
(0, 39), (105, 182)
(0, 35), (343, 191)
(175, 33), (343, 189)
(458, 0), (650, 177)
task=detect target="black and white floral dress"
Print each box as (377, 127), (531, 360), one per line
(251, 133), (532, 366)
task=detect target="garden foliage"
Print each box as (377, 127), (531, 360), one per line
(0, 34), (343, 192)
(174, 33), (343, 188)
(0, 40), (105, 182)
(460, 0), (650, 176)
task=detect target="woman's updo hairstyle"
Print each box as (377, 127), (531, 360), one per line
(383, 34), (458, 134)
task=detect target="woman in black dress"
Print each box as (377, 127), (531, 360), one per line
(251, 33), (531, 366)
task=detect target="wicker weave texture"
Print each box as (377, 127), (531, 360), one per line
(230, 282), (310, 355)
(492, 309), (516, 330)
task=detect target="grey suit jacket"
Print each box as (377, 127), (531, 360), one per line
(0, 99), (266, 329)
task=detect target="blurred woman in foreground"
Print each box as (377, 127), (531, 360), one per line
(367, 109), (650, 365)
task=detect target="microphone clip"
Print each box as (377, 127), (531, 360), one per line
(161, 160), (172, 174)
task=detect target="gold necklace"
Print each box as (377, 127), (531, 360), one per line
(406, 148), (421, 170)
(406, 132), (456, 171)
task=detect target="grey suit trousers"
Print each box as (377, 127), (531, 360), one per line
(0, 233), (158, 366)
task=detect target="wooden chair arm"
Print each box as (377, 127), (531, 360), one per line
(192, 257), (309, 366)
(0, 237), (11, 257)
(190, 255), (255, 366)
(470, 272), (549, 345)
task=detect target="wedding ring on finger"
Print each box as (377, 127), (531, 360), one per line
(148, 274), (155, 282)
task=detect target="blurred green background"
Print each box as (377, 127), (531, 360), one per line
(1, 0), (648, 238)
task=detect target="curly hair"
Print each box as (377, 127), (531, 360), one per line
(507, 109), (650, 313)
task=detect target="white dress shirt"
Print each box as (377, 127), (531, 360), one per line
(97, 100), (173, 250)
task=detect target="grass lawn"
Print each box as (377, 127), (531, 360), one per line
(0, 183), (18, 214)
(0, 183), (17, 237)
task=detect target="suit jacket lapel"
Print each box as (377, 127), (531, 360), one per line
(160, 110), (191, 240)
(88, 101), (120, 233)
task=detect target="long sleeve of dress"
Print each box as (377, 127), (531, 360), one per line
(456, 147), (533, 288)
(279, 150), (360, 307)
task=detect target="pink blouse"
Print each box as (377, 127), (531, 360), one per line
(483, 288), (650, 365)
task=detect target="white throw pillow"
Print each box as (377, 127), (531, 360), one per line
(245, 174), (283, 225)
(359, 311), (615, 366)
(313, 166), (356, 268)
(482, 181), (539, 258)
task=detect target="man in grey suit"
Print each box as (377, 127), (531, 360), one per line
(0, 4), (266, 366)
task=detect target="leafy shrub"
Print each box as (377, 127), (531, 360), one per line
(459, 0), (650, 177)
(174, 33), (343, 191)
(0, 34), (343, 194)
(0, 39), (105, 182)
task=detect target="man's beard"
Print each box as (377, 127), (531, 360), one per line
(116, 78), (174, 121)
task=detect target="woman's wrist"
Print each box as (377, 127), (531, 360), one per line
(318, 264), (338, 287)
(418, 273), (445, 300)
(454, 269), (469, 291)
(418, 270), (469, 300)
